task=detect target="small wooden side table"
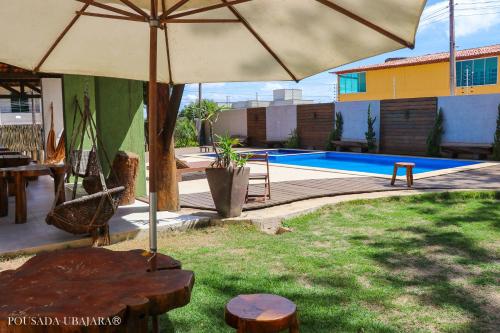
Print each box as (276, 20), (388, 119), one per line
(225, 294), (299, 333)
(391, 162), (415, 187)
(199, 145), (212, 153)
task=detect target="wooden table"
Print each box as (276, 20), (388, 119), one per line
(45, 163), (67, 205)
(0, 247), (194, 333)
(0, 155), (31, 168)
(0, 151), (21, 156)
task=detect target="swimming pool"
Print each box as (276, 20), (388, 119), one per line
(237, 150), (480, 176)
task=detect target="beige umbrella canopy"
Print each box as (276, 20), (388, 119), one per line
(0, 0), (425, 263)
(1, 0), (425, 84)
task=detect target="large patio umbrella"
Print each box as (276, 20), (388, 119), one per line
(0, 0), (426, 262)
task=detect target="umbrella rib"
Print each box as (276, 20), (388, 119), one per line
(164, 19), (240, 23)
(119, 0), (150, 18)
(164, 0), (253, 20)
(314, 0), (414, 49)
(78, 11), (146, 22)
(76, 0), (143, 19)
(161, 0), (174, 84)
(162, 0), (191, 18)
(34, 3), (90, 72)
(221, 0), (298, 82)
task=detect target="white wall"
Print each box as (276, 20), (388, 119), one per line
(266, 105), (297, 141)
(335, 100), (381, 143)
(0, 112), (42, 125)
(439, 94), (500, 144)
(41, 78), (64, 146)
(213, 108), (247, 137)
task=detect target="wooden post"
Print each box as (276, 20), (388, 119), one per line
(157, 83), (179, 211)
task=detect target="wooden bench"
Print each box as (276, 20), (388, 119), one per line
(440, 143), (493, 160)
(176, 160), (212, 182)
(265, 140), (286, 148)
(331, 140), (368, 152)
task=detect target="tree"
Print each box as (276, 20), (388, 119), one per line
(426, 107), (444, 157)
(493, 104), (500, 161)
(326, 112), (343, 151)
(180, 99), (226, 146)
(365, 104), (377, 152)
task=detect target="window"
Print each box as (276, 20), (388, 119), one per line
(456, 57), (497, 87)
(339, 72), (366, 94)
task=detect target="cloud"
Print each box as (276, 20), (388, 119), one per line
(186, 94), (198, 101)
(204, 82), (226, 88)
(261, 82), (285, 91)
(418, 0), (500, 37)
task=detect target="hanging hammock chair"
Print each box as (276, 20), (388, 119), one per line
(46, 93), (125, 246)
(45, 102), (66, 164)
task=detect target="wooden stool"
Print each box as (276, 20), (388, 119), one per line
(225, 294), (299, 333)
(391, 162), (415, 187)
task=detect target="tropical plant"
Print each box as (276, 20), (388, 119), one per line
(180, 99), (227, 145)
(212, 134), (250, 168)
(326, 112), (343, 150)
(174, 117), (198, 148)
(365, 104), (377, 152)
(426, 107), (444, 157)
(284, 128), (300, 148)
(493, 104), (500, 161)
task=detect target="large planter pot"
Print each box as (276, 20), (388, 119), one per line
(206, 167), (250, 218)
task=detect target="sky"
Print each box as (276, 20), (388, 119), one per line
(179, 0), (500, 109)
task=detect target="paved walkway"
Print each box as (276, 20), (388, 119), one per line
(180, 164), (500, 211)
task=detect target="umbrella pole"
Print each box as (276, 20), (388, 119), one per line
(148, 3), (159, 272)
(148, 2), (160, 332)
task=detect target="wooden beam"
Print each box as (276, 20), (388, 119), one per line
(314, 0), (414, 49)
(165, 0), (253, 20)
(34, 2), (90, 72)
(0, 84), (20, 95)
(119, 0), (150, 18)
(162, 18), (240, 23)
(78, 11), (146, 22)
(162, 0), (191, 18)
(221, 0), (298, 82)
(76, 0), (142, 18)
(24, 83), (41, 94)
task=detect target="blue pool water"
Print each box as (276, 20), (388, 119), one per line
(236, 150), (480, 176)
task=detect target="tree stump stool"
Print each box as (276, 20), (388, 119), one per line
(83, 151), (139, 206)
(225, 294), (299, 333)
(391, 162), (415, 187)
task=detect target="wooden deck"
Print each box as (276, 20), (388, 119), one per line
(180, 164), (500, 211)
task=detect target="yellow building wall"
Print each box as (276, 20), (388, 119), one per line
(338, 56), (500, 102)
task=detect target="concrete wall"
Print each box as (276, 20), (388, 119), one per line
(336, 100), (380, 143)
(41, 78), (64, 146)
(213, 108), (247, 137)
(439, 93), (500, 144)
(266, 105), (297, 141)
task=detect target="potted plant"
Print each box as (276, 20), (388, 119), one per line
(206, 134), (250, 218)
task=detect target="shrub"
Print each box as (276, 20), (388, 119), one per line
(284, 129), (300, 148)
(493, 104), (500, 161)
(326, 112), (343, 150)
(365, 104), (377, 152)
(426, 107), (444, 157)
(174, 118), (198, 148)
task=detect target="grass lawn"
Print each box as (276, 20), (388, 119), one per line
(2, 191), (499, 332)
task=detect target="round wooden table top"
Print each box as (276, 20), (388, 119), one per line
(0, 248), (193, 332)
(395, 162), (415, 167)
(225, 294), (297, 331)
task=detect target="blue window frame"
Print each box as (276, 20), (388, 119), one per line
(339, 72), (366, 94)
(456, 57), (497, 87)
